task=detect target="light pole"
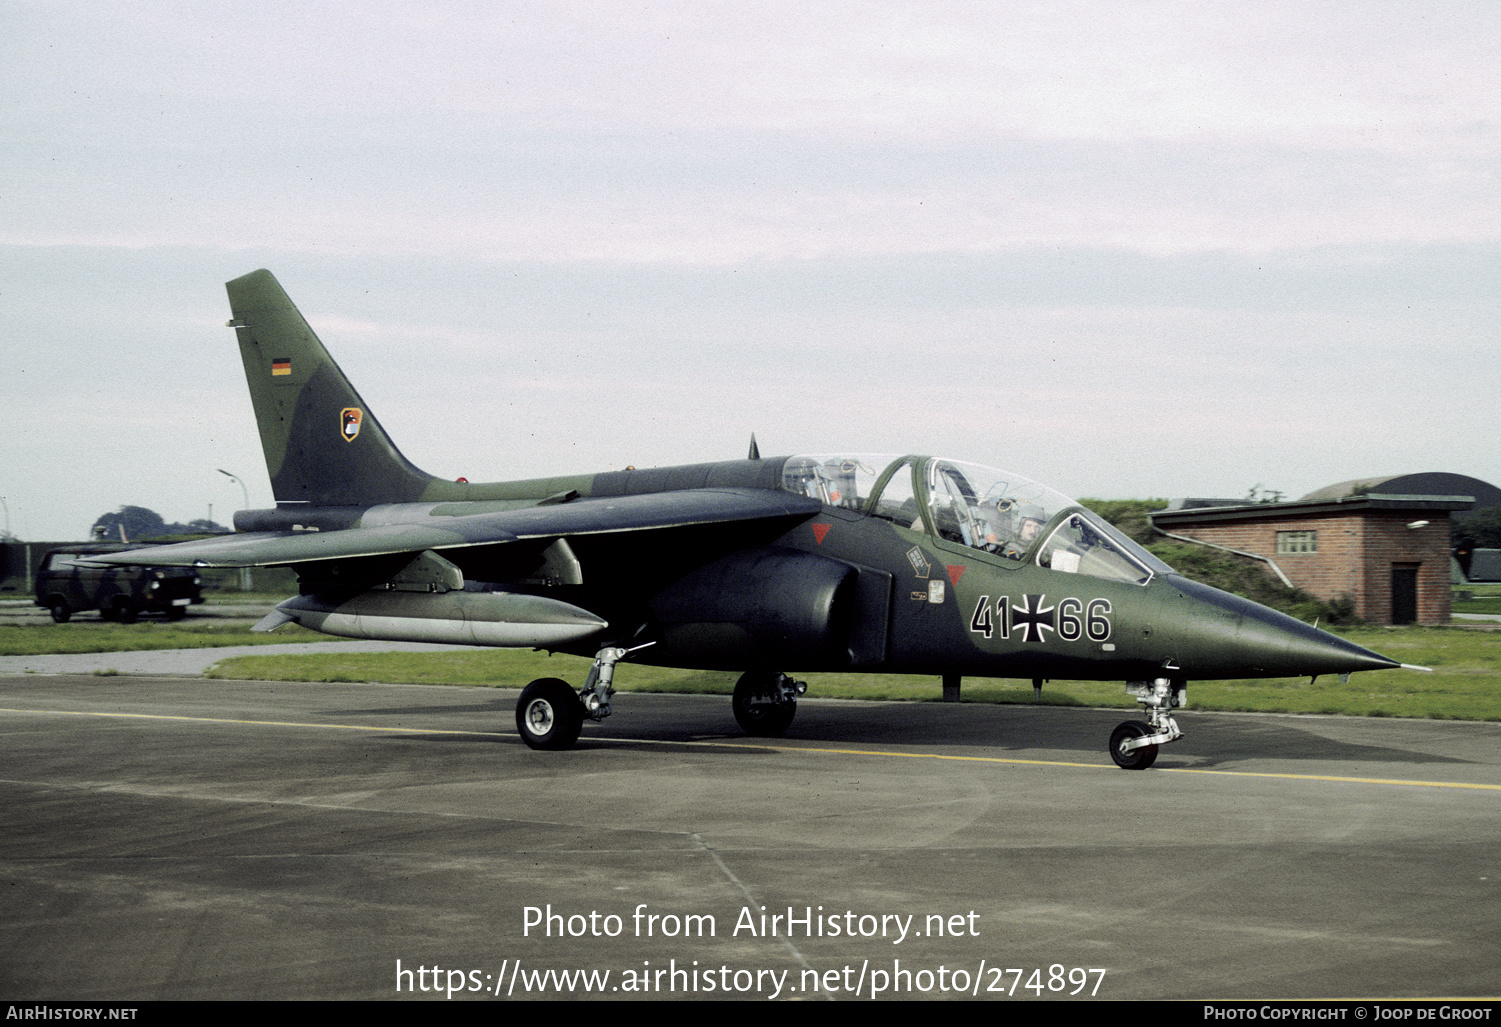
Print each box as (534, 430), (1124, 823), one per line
(216, 469), (253, 591)
(217, 469), (250, 523)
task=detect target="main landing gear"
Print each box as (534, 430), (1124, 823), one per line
(515, 650), (809, 750)
(731, 670), (806, 736)
(515, 677), (582, 750)
(516, 644), (646, 751)
(1109, 677), (1185, 770)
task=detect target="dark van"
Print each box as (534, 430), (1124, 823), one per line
(34, 544), (203, 623)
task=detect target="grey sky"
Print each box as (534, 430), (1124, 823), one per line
(3, 2), (1497, 540)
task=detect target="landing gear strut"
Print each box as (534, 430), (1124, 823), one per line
(1109, 677), (1185, 770)
(515, 643), (652, 751)
(732, 670), (805, 736)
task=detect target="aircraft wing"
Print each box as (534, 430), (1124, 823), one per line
(83, 488), (823, 569)
(78, 523), (518, 568)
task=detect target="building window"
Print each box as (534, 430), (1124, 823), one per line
(1276, 530), (1318, 555)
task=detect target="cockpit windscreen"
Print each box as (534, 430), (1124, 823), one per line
(782, 454), (1170, 585)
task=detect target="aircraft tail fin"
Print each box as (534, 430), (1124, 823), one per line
(226, 270), (436, 507)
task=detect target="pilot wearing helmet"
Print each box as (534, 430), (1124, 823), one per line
(997, 502), (1048, 560)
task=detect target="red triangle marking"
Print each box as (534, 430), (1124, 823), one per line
(811, 523), (831, 544)
(946, 565), (966, 586)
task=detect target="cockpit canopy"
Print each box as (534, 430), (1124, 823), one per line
(781, 454), (1171, 586)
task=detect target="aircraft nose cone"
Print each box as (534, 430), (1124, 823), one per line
(1160, 575), (1400, 678)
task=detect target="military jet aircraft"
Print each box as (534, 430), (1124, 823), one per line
(90, 270), (1406, 768)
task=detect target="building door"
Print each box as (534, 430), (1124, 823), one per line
(1391, 564), (1419, 625)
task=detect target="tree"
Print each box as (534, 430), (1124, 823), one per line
(1453, 508), (1501, 550)
(90, 506), (228, 542)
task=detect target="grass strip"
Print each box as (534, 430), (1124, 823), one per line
(0, 620), (334, 656)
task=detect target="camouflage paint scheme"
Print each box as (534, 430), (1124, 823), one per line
(91, 271), (1400, 764)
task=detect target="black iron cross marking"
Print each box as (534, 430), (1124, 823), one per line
(1012, 594), (1056, 643)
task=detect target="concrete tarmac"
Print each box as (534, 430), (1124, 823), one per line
(2, 673), (1499, 1001)
(0, 639), (487, 676)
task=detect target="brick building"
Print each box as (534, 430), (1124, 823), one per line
(1150, 494), (1473, 625)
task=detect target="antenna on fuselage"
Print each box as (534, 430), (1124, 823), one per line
(747, 434), (760, 460)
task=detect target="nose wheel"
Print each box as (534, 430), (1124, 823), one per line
(1110, 677), (1185, 770)
(1109, 721), (1158, 770)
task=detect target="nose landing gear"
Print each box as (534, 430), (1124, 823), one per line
(1110, 677), (1184, 770)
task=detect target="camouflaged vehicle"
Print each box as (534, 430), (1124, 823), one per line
(35, 543), (203, 623)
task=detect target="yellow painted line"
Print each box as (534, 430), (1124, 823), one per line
(5, 706), (1500, 792)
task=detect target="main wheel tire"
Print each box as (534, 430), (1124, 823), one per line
(49, 601), (71, 624)
(516, 678), (584, 751)
(732, 670), (796, 736)
(114, 599), (138, 624)
(1109, 720), (1159, 770)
